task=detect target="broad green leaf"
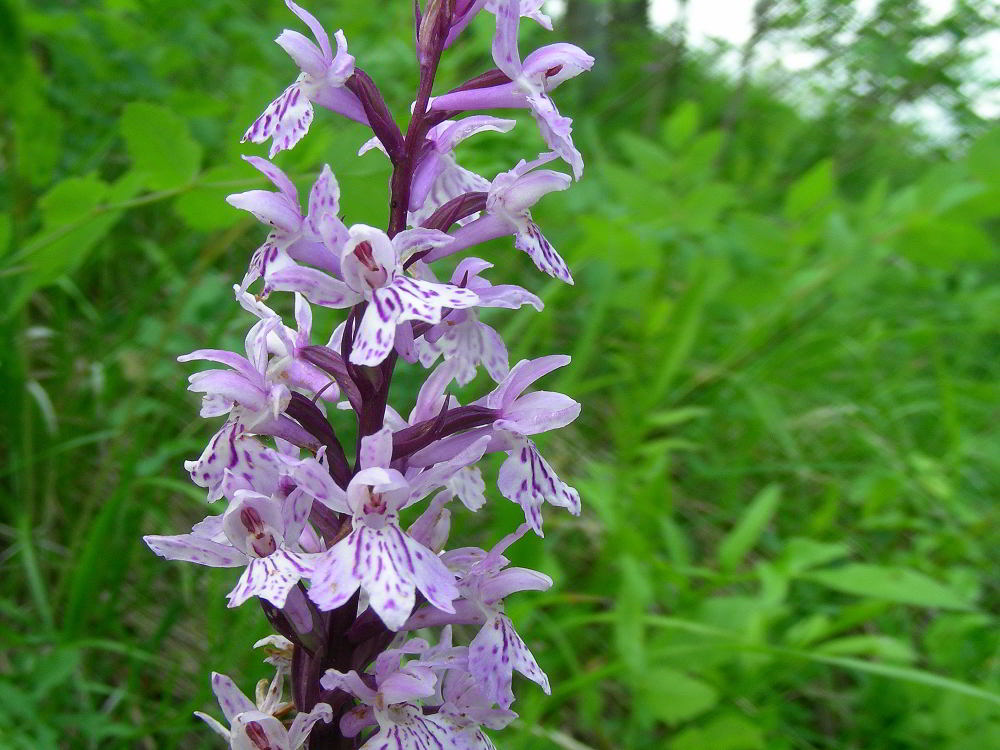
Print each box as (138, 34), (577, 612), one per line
(671, 713), (765, 750)
(718, 484), (782, 570)
(635, 667), (718, 726)
(121, 101), (202, 190)
(806, 564), (975, 610)
(0, 213), (11, 258)
(616, 556), (652, 678)
(664, 100), (701, 150)
(784, 158), (834, 220)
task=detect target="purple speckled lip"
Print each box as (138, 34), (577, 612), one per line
(143, 0), (593, 746)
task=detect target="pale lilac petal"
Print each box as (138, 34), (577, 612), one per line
(391, 227), (454, 261)
(480, 322), (510, 383)
(364, 704), (470, 748)
(527, 92), (583, 179)
(350, 293), (399, 367)
(406, 436), (490, 505)
(378, 665), (438, 705)
(143, 533), (245, 568)
(311, 85), (369, 125)
(226, 550), (315, 608)
(282, 487), (313, 541)
(522, 42), (595, 86)
(411, 358), (461, 423)
(359, 427), (393, 471)
(211, 672), (256, 722)
(285, 0), (333, 59)
(320, 668), (378, 704)
(475, 283), (543, 311)
(280, 454), (349, 513)
(393, 277), (480, 323)
(497, 437), (581, 535)
(242, 154), (299, 204)
(469, 613), (550, 709)
(488, 354), (571, 408)
(193, 711), (230, 741)
(305, 165), (340, 237)
(449, 466), (487, 511)
(191, 513), (225, 541)
(480, 566), (552, 603)
(492, 0), (523, 80)
(308, 530), (363, 611)
(187, 371), (263, 411)
(226, 188), (302, 234)
(436, 115), (517, 153)
(497, 390), (580, 434)
(514, 218), (573, 283)
(178, 349), (257, 383)
(268, 265), (360, 308)
(288, 703), (333, 749)
(276, 29), (326, 77)
(242, 81), (315, 159)
(499, 169), (571, 213)
(184, 422), (281, 502)
(347, 467), (409, 515)
(358, 135), (388, 157)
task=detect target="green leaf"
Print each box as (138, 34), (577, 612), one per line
(7, 172), (142, 316)
(806, 564), (975, 610)
(816, 635), (917, 663)
(636, 667), (719, 726)
(784, 158), (834, 220)
(718, 484), (782, 570)
(120, 101), (202, 190)
(894, 220), (993, 268)
(777, 537), (849, 576)
(664, 100), (701, 150)
(173, 164), (249, 230)
(671, 713), (765, 750)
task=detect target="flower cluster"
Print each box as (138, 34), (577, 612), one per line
(144, 1), (592, 746)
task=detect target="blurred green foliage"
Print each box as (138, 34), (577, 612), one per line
(1, 0), (997, 748)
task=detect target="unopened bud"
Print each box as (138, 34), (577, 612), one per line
(418, 0), (454, 65)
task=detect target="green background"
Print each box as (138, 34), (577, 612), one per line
(1, 0), (998, 748)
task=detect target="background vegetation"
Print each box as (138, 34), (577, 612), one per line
(1, 0), (997, 748)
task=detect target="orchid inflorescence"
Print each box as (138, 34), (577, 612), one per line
(143, 1), (593, 747)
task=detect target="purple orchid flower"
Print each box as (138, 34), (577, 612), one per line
(285, 427), (488, 629)
(413, 256), (543, 384)
(243, 0), (367, 157)
(422, 153), (574, 283)
(227, 156), (345, 298)
(195, 671), (331, 750)
(268, 223), (480, 366)
(433, 0), (594, 178)
(235, 287), (340, 403)
(405, 524), (552, 708)
(323, 647), (498, 750)
(144, 487), (316, 609)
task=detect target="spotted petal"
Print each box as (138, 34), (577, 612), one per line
(226, 549), (316, 608)
(469, 612), (550, 709)
(243, 80), (315, 159)
(496, 436), (580, 535)
(184, 421), (281, 502)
